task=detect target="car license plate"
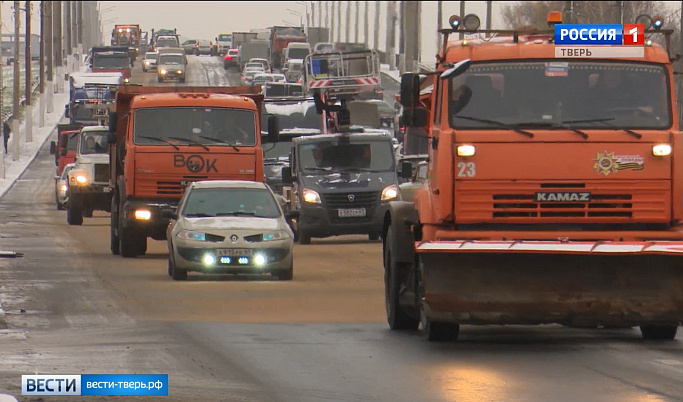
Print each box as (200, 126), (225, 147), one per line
(216, 248), (253, 257)
(338, 208), (366, 218)
(103, 187), (111, 193)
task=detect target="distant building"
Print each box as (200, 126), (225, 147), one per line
(1, 34), (41, 61)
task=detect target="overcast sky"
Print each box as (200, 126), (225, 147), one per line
(0, 1), (680, 64)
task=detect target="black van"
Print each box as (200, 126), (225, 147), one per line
(283, 131), (403, 244)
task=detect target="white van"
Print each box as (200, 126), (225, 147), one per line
(283, 42), (311, 64)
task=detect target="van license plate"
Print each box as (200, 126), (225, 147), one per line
(338, 208), (366, 218)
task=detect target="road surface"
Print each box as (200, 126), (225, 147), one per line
(0, 54), (681, 402)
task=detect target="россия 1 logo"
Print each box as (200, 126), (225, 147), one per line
(555, 24), (644, 46)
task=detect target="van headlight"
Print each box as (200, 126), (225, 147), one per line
(302, 188), (321, 204)
(381, 184), (398, 201)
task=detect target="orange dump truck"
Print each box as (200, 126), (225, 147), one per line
(108, 86), (279, 258)
(384, 15), (683, 341)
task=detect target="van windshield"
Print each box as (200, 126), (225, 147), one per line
(159, 55), (183, 65)
(288, 48), (309, 59)
(298, 140), (394, 173)
(448, 61), (671, 129)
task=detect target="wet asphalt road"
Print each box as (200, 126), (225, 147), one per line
(0, 55), (682, 402)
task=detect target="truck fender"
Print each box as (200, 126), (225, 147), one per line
(383, 201), (419, 265)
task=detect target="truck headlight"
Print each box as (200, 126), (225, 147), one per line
(652, 144), (671, 156)
(160, 69), (167, 75)
(59, 184), (68, 192)
(176, 70), (182, 74)
(123, 78), (129, 83)
(75, 174), (88, 184)
(456, 144), (476, 157)
(381, 184), (398, 201)
(176, 230), (206, 241)
(302, 188), (321, 204)
(134, 209), (152, 221)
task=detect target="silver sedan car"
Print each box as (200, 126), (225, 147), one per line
(54, 163), (75, 210)
(167, 180), (297, 281)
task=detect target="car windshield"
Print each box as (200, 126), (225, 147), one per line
(449, 61), (671, 129)
(288, 48), (309, 59)
(144, 53), (157, 60)
(159, 55), (183, 65)
(182, 187), (281, 219)
(80, 131), (109, 154)
(298, 140), (394, 173)
(253, 75), (274, 82)
(218, 34), (231, 41)
(134, 107), (257, 146)
(92, 54), (129, 69)
(156, 38), (178, 47)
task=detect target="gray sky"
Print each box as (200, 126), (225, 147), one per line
(0, 1), (680, 64)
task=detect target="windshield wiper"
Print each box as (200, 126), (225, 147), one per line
(184, 213), (214, 218)
(168, 137), (210, 151)
(137, 135), (180, 150)
(516, 121), (589, 139)
(216, 211), (256, 216)
(454, 115), (534, 138)
(560, 118), (642, 139)
(198, 135), (239, 152)
(306, 167), (333, 172)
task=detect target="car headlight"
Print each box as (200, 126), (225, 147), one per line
(381, 184), (399, 201)
(59, 184), (67, 192)
(176, 230), (207, 241)
(262, 230), (289, 242)
(144, 61), (150, 65)
(302, 188), (321, 204)
(160, 69), (167, 75)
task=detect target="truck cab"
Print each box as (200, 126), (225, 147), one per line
(65, 72), (122, 126)
(90, 46), (131, 82)
(215, 32), (233, 55)
(50, 124), (82, 176)
(284, 131), (399, 244)
(66, 126), (112, 225)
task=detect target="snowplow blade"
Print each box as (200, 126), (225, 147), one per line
(416, 241), (683, 327)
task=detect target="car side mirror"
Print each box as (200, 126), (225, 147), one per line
(282, 166), (294, 184)
(400, 162), (413, 179)
(60, 148), (67, 156)
(54, 175), (60, 181)
(49, 141), (57, 155)
(285, 210), (300, 220)
(267, 115), (279, 143)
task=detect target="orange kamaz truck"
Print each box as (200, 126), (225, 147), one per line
(383, 13), (683, 341)
(108, 86), (279, 258)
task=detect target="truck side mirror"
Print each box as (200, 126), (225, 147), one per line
(64, 104), (69, 118)
(400, 161), (413, 179)
(108, 112), (117, 136)
(282, 166), (293, 184)
(267, 115), (279, 143)
(60, 148), (67, 156)
(285, 210), (299, 220)
(400, 73), (420, 108)
(402, 107), (428, 128)
(49, 141), (56, 155)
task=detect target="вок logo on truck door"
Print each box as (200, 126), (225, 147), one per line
(593, 151), (644, 176)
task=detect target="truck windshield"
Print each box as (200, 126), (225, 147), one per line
(134, 107), (257, 146)
(262, 101), (319, 131)
(298, 140), (394, 173)
(182, 188), (280, 219)
(218, 34), (232, 42)
(448, 61), (671, 130)
(156, 38), (178, 47)
(80, 131), (109, 154)
(288, 48), (309, 59)
(93, 54), (129, 69)
(159, 55), (183, 65)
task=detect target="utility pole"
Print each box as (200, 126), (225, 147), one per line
(398, 1), (405, 72)
(459, 1), (466, 39)
(77, 0), (82, 67)
(364, 1), (368, 47)
(39, 0), (44, 127)
(12, 1), (21, 161)
(404, 0), (419, 73)
(25, 0), (32, 143)
(616, 1), (623, 25)
(345, 1), (350, 43)
(354, 1), (359, 43)
(564, 1), (573, 24)
(373, 1), (379, 51)
(325, 0), (329, 30)
(318, 1), (322, 28)
(336, 1), (341, 44)
(437, 1), (442, 55)
(330, 0), (335, 42)
(486, 0), (492, 30)
(45, 0), (52, 113)
(0, 3), (4, 179)
(386, 1), (396, 70)
(53, 0), (63, 93)
(65, 0), (71, 66)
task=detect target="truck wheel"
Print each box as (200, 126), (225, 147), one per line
(110, 195), (120, 255)
(298, 227), (311, 245)
(137, 237), (147, 256)
(57, 200), (65, 211)
(640, 325), (678, 340)
(119, 223), (143, 258)
(67, 203), (83, 226)
(369, 232), (380, 241)
(417, 257), (460, 342)
(384, 230), (419, 330)
(142, 66), (147, 72)
(157, 76), (163, 83)
(83, 209), (93, 218)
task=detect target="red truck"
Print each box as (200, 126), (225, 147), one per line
(269, 26), (306, 70)
(90, 46), (132, 82)
(49, 124), (82, 176)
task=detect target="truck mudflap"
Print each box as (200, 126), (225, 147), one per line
(416, 240), (683, 327)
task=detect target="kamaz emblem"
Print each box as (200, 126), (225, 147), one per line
(535, 192), (591, 202)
